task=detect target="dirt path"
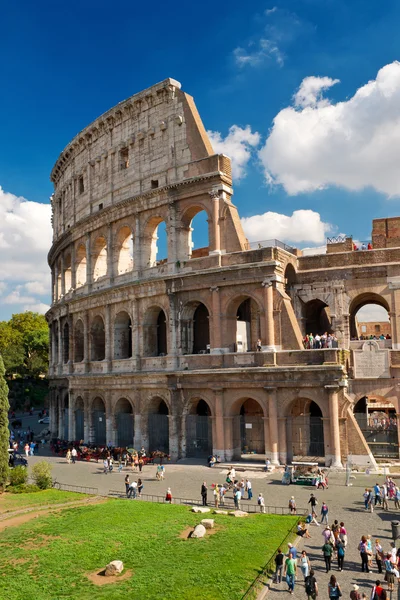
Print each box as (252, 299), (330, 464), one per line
(0, 496), (107, 532)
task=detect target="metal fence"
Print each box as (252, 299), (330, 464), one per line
(247, 239), (295, 253)
(53, 481), (99, 495)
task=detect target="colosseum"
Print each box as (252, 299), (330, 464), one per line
(47, 78), (400, 467)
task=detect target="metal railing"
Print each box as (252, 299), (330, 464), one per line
(246, 239), (295, 254)
(53, 481), (98, 495)
(241, 518), (300, 600)
(327, 235), (348, 244)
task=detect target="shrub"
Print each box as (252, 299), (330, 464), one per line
(7, 483), (40, 494)
(31, 460), (52, 490)
(9, 465), (28, 487)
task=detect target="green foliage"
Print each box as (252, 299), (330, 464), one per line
(0, 356), (9, 489)
(8, 465), (28, 487)
(7, 483), (40, 494)
(0, 312), (49, 377)
(31, 460), (52, 490)
(0, 500), (297, 600)
(0, 489), (88, 512)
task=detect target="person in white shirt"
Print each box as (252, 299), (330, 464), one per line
(258, 493), (265, 513)
(246, 479), (253, 500)
(71, 447), (78, 464)
(128, 480), (138, 499)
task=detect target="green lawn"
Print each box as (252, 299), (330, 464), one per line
(0, 489), (90, 513)
(0, 499), (297, 600)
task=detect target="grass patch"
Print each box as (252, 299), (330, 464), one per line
(0, 500), (297, 599)
(0, 489), (90, 512)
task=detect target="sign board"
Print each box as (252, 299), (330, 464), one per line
(245, 423), (253, 429)
(353, 340), (390, 379)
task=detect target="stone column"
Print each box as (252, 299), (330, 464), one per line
(212, 388), (225, 460)
(105, 395), (114, 446)
(71, 243), (76, 291)
(132, 298), (140, 370)
(84, 311), (90, 373)
(107, 224), (114, 283)
(57, 318), (62, 376)
(54, 262), (59, 301)
(278, 417), (287, 464)
(210, 286), (222, 353)
(265, 387), (279, 464)
(105, 304), (112, 371)
(58, 391), (64, 439)
(60, 254), (65, 298)
(179, 414), (187, 458)
(168, 292), (178, 368)
(261, 279), (276, 351)
(326, 385), (343, 468)
(209, 191), (221, 255)
(68, 390), (75, 442)
(68, 316), (74, 374)
(83, 393), (90, 443)
(86, 232), (92, 290)
(133, 413), (142, 450)
(168, 388), (180, 460)
(51, 268), (56, 304)
(224, 416), (234, 461)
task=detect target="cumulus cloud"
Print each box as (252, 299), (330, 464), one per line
(241, 209), (332, 245)
(259, 61), (400, 196)
(208, 125), (260, 180)
(234, 39), (284, 68)
(356, 304), (390, 323)
(0, 186), (52, 318)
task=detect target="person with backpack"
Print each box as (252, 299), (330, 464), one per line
(336, 538), (345, 571)
(320, 502), (329, 525)
(358, 536), (371, 573)
(328, 575), (342, 600)
(371, 580), (383, 600)
(322, 538), (334, 573)
(304, 569), (318, 600)
(274, 548), (284, 584)
(258, 493), (265, 513)
(284, 551), (297, 594)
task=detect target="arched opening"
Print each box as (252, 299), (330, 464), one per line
(148, 399), (169, 453)
(354, 395), (398, 458)
(90, 315), (105, 361)
(64, 254), (72, 293)
(75, 397), (84, 441)
(63, 322), (70, 364)
(284, 263), (296, 299)
(303, 299), (332, 336)
(93, 236), (107, 281)
(62, 393), (69, 440)
(181, 207), (210, 260)
(115, 398), (134, 447)
(53, 321), (59, 364)
(143, 307), (167, 356)
(74, 320), (84, 363)
(92, 397), (106, 445)
(56, 261), (62, 300)
(115, 226), (134, 275)
(287, 399), (325, 461)
(181, 302), (210, 355)
(233, 399), (265, 457)
(186, 399), (213, 457)
(76, 244), (87, 288)
(145, 217), (168, 267)
(350, 294), (391, 342)
(114, 311), (132, 359)
(236, 298), (260, 352)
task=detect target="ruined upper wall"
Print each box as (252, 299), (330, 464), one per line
(50, 78), (223, 239)
(372, 216), (400, 248)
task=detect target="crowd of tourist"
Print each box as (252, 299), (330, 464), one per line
(303, 333), (338, 349)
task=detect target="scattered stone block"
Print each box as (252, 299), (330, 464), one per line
(213, 510), (228, 515)
(201, 519), (215, 529)
(191, 506), (210, 513)
(191, 524), (206, 538)
(105, 560), (124, 576)
(229, 510), (248, 518)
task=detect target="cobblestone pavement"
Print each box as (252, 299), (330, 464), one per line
(26, 452), (399, 598)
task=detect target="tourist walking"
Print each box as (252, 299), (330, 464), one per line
(165, 487), (172, 503)
(375, 539), (384, 574)
(358, 536), (371, 573)
(274, 548), (284, 583)
(374, 483), (382, 506)
(322, 538), (334, 572)
(234, 488), (241, 510)
(336, 538), (345, 571)
(246, 479), (252, 500)
(137, 478), (143, 497)
(201, 482), (208, 506)
(213, 484), (219, 508)
(219, 484), (226, 505)
(66, 449), (71, 464)
(304, 570), (318, 600)
(350, 584), (361, 600)
(71, 447), (77, 464)
(384, 554), (397, 592)
(339, 522), (348, 547)
(258, 493), (265, 513)
(128, 479), (137, 498)
(371, 580), (384, 600)
(124, 474), (130, 497)
(308, 493), (318, 512)
(289, 496), (297, 514)
(284, 550), (297, 594)
(300, 550), (311, 579)
(328, 575), (342, 600)
(103, 458), (108, 474)
(321, 502), (329, 524)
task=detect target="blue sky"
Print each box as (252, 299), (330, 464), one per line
(1, 0), (400, 319)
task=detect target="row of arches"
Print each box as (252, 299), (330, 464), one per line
(54, 210), (209, 299)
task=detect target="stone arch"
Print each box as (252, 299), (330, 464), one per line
(64, 253), (72, 293)
(143, 215), (168, 268)
(75, 396), (84, 441)
(147, 397), (169, 453)
(143, 306), (167, 356)
(75, 243), (87, 288)
(114, 311), (132, 359)
(287, 398), (325, 461)
(284, 263), (296, 298)
(61, 391), (69, 440)
(91, 396), (106, 445)
(92, 236), (107, 281)
(353, 394), (398, 458)
(90, 315), (105, 361)
(63, 321), (70, 364)
(115, 226), (134, 275)
(56, 260), (62, 300)
(53, 321), (59, 364)
(225, 294), (262, 352)
(74, 319), (84, 363)
(115, 397), (134, 447)
(180, 205), (211, 261)
(181, 300), (210, 355)
(303, 299), (332, 336)
(349, 293), (391, 340)
(185, 398), (213, 458)
(230, 398), (265, 458)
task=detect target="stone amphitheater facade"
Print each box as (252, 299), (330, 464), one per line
(47, 78), (400, 465)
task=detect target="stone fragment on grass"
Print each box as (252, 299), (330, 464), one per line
(213, 509), (228, 515)
(229, 510), (248, 518)
(201, 519), (214, 529)
(105, 560), (124, 576)
(191, 506), (210, 513)
(191, 524), (206, 538)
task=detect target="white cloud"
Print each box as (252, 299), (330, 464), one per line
(356, 304), (390, 323)
(259, 61), (400, 197)
(22, 302), (50, 315)
(234, 39), (284, 68)
(0, 186), (52, 318)
(241, 209), (331, 244)
(265, 7), (278, 15)
(208, 125), (260, 180)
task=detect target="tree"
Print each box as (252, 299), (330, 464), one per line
(0, 312), (49, 377)
(0, 355), (10, 488)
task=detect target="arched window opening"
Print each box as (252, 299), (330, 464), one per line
(148, 399), (169, 454)
(75, 397), (84, 442)
(288, 398), (325, 461)
(93, 236), (107, 281)
(115, 398), (134, 447)
(186, 399), (213, 458)
(143, 307), (168, 356)
(353, 395), (398, 458)
(303, 299), (332, 337)
(64, 254), (72, 293)
(116, 226), (134, 275)
(145, 217), (168, 267)
(76, 244), (87, 288)
(236, 298), (260, 352)
(235, 399), (264, 456)
(56, 261), (62, 300)
(188, 209), (209, 259)
(181, 302), (210, 354)
(92, 397), (106, 445)
(90, 315), (105, 361)
(53, 322), (59, 363)
(63, 322), (70, 364)
(114, 311), (132, 359)
(157, 310), (167, 355)
(351, 301), (391, 343)
(74, 320), (84, 363)
(284, 263), (296, 298)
